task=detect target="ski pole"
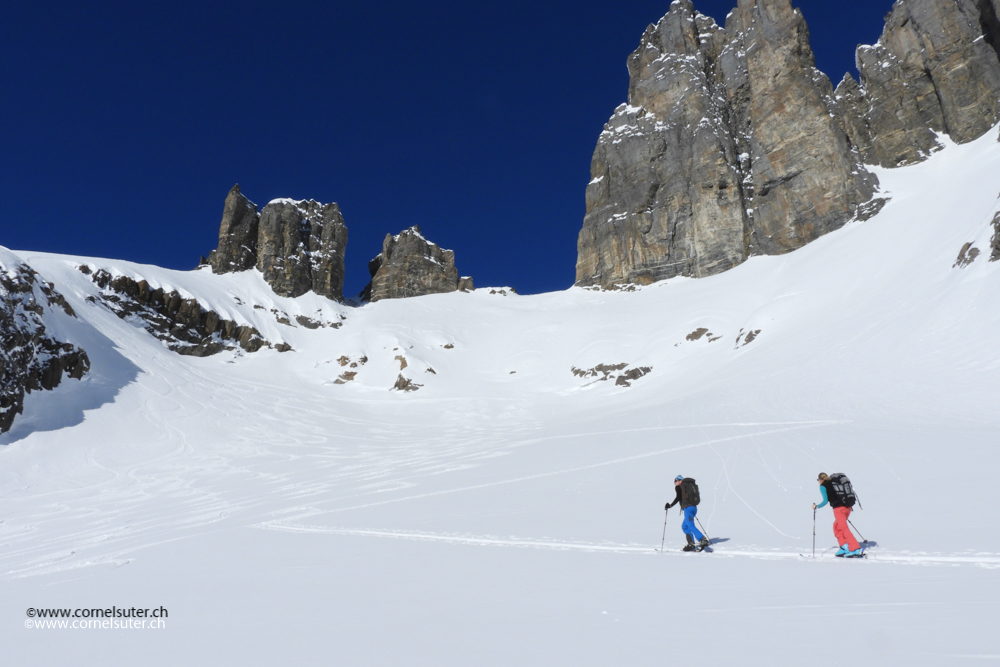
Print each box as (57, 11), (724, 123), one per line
(812, 508), (816, 558)
(848, 517), (867, 543)
(695, 516), (711, 545)
(660, 510), (668, 553)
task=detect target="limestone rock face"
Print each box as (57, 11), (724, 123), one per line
(363, 226), (473, 302)
(206, 188), (349, 301)
(255, 199), (348, 300)
(577, 0), (879, 288)
(1, 249), (90, 434)
(209, 185), (259, 273)
(843, 0), (1000, 167)
(725, 0), (880, 256)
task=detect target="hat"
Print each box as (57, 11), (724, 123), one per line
(675, 475), (685, 482)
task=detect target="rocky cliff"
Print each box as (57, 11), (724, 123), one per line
(362, 226), (474, 302)
(207, 188), (348, 300)
(1, 249), (90, 433)
(836, 0), (1000, 167)
(577, 0), (1000, 288)
(256, 199), (348, 299)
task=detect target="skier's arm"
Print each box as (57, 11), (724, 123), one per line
(814, 485), (829, 509)
(665, 486), (682, 510)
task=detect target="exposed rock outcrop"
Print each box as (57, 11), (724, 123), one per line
(954, 242), (981, 267)
(577, 0), (880, 288)
(392, 374), (422, 392)
(256, 199), (348, 299)
(83, 267), (274, 356)
(1, 250), (90, 433)
(570, 362), (652, 387)
(991, 211), (1000, 261)
(836, 0), (1000, 167)
(362, 226), (474, 302)
(209, 185), (259, 274)
(207, 187), (348, 301)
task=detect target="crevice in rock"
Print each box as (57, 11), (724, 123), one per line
(924, 67), (952, 137)
(976, 0), (1000, 66)
(757, 171), (804, 198)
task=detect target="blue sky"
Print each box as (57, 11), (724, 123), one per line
(0, 0), (889, 296)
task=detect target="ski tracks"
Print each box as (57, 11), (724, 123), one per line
(255, 522), (1000, 568)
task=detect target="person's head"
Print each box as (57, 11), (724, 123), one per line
(817, 472), (829, 484)
(674, 474), (684, 486)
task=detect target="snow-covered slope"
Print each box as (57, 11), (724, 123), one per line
(3, 126), (1000, 665)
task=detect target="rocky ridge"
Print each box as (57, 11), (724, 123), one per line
(81, 266), (276, 356)
(362, 226), (474, 302)
(1, 249), (90, 433)
(577, 0), (1000, 288)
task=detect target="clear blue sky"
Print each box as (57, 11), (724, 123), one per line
(0, 0), (889, 296)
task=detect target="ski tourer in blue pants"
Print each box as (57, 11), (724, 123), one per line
(665, 475), (708, 551)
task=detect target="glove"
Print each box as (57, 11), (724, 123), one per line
(664, 502), (671, 511)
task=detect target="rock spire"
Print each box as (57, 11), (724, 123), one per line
(207, 187), (348, 301)
(362, 226), (474, 302)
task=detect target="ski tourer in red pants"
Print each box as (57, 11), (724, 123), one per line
(813, 472), (861, 557)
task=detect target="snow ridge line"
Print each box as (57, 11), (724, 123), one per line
(256, 524), (1000, 567)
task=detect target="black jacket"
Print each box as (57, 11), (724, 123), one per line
(665, 485), (690, 511)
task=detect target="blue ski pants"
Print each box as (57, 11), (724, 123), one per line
(682, 506), (705, 541)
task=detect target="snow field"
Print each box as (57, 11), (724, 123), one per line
(2, 124), (1000, 664)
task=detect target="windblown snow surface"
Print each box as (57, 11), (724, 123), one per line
(3, 128), (1000, 665)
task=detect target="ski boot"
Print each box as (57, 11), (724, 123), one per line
(845, 548), (865, 559)
(834, 545), (848, 557)
(682, 535), (697, 552)
(698, 537), (711, 550)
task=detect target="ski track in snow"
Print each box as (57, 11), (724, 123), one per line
(0, 420), (835, 579)
(256, 524), (1000, 568)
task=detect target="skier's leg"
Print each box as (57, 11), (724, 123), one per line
(833, 507), (860, 551)
(832, 515), (844, 545)
(686, 506), (705, 542)
(836, 507), (860, 551)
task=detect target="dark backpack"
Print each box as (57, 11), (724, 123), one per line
(827, 473), (856, 508)
(680, 478), (700, 507)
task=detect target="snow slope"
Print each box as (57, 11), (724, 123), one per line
(3, 126), (1000, 665)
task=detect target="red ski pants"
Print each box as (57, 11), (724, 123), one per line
(833, 506), (860, 551)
